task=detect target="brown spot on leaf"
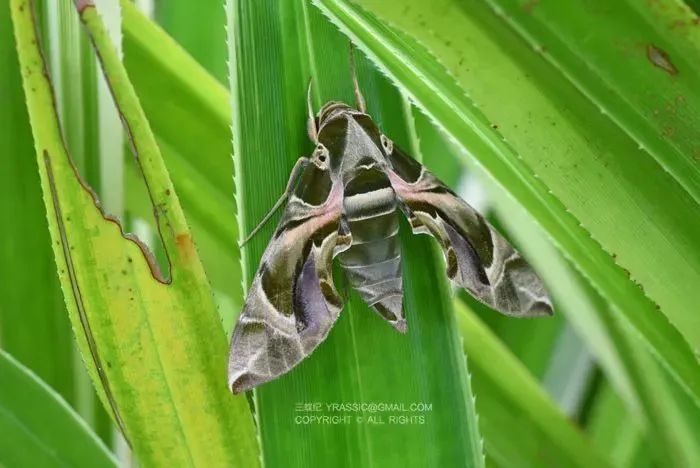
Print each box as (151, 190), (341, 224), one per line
(176, 233), (194, 259)
(646, 44), (678, 75)
(522, 0), (539, 13)
(670, 19), (685, 29)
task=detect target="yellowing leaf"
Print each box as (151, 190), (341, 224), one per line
(10, 1), (258, 465)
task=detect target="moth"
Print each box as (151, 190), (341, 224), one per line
(228, 71), (553, 394)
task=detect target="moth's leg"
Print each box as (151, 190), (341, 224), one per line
(334, 214), (353, 302)
(307, 79), (318, 144)
(349, 43), (366, 113)
(239, 156), (310, 247)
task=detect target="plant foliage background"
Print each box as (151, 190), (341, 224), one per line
(1, 0), (699, 467)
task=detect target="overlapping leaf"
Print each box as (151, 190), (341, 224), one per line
(0, 350), (116, 468)
(10, 0), (258, 465)
(120, 0), (242, 308)
(313, 0), (700, 408)
(0, 0), (74, 402)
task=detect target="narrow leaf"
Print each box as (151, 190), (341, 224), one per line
(0, 0), (74, 402)
(121, 0), (242, 305)
(586, 383), (651, 468)
(486, 163), (700, 466)
(455, 301), (611, 468)
(0, 350), (116, 468)
(153, 0), (228, 83)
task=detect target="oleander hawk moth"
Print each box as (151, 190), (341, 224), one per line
(228, 75), (553, 394)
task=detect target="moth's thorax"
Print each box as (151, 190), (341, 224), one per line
(316, 103), (388, 184)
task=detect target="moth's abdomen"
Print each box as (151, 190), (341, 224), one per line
(338, 170), (405, 331)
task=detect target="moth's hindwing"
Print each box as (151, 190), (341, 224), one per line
(386, 145), (553, 317)
(228, 164), (349, 394)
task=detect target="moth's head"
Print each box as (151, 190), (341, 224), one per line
(316, 101), (365, 130)
(315, 101), (393, 167)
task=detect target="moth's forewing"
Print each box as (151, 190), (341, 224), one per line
(385, 145), (553, 317)
(227, 164), (348, 394)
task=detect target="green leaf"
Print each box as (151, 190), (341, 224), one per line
(480, 0), (700, 202)
(121, 0), (242, 306)
(228, 0), (483, 466)
(0, 349), (117, 468)
(38, 0), (115, 440)
(313, 0), (700, 407)
(686, 1), (700, 15)
(586, 383), (652, 468)
(10, 1), (258, 465)
(484, 164), (700, 466)
(478, 0), (700, 383)
(153, 0), (228, 83)
(455, 301), (611, 467)
(0, 0), (74, 402)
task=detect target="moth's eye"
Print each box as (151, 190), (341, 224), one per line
(380, 135), (393, 155)
(314, 145), (329, 165)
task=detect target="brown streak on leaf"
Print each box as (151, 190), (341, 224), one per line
(176, 233), (195, 260)
(43, 150), (130, 444)
(646, 44), (678, 75)
(522, 0), (540, 13)
(76, 4), (178, 282)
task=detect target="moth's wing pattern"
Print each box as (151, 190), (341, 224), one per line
(228, 164), (350, 393)
(386, 145), (553, 317)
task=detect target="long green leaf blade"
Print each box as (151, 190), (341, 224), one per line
(121, 0), (242, 306)
(481, 0), (700, 203)
(152, 0), (227, 83)
(39, 0), (116, 441)
(455, 301), (610, 467)
(0, 350), (116, 468)
(228, 1), (483, 466)
(484, 161), (700, 466)
(476, 0), (700, 369)
(10, 0), (258, 465)
(586, 383), (651, 468)
(0, 0), (74, 402)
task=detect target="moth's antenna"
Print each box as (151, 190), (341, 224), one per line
(307, 78), (318, 143)
(239, 156), (310, 248)
(349, 42), (366, 113)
